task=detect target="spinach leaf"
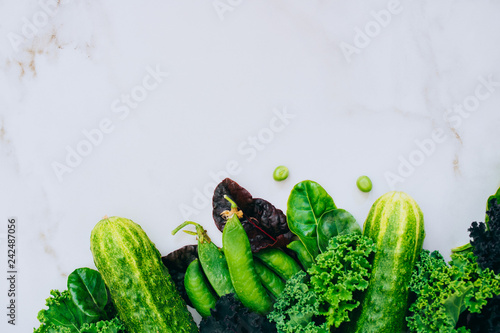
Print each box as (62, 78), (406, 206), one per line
(317, 209), (360, 252)
(286, 180), (336, 259)
(67, 268), (108, 319)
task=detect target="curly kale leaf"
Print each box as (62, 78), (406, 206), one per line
(200, 293), (276, 333)
(79, 317), (126, 333)
(469, 198), (500, 274)
(267, 271), (327, 333)
(268, 233), (375, 332)
(308, 233), (375, 329)
(34, 270), (126, 333)
(35, 315), (125, 333)
(35, 290), (96, 332)
(407, 249), (500, 333)
(456, 198), (500, 332)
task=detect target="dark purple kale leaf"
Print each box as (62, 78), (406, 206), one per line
(199, 293), (277, 333)
(161, 244), (198, 308)
(212, 178), (293, 253)
(469, 198), (500, 274)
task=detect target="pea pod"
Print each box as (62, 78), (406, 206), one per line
(286, 240), (314, 270)
(254, 259), (286, 299)
(184, 259), (217, 318)
(172, 221), (235, 297)
(222, 195), (273, 314)
(254, 248), (302, 281)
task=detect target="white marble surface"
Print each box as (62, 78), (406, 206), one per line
(1, 0), (500, 331)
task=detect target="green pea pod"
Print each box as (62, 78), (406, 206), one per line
(286, 240), (314, 270)
(184, 259), (217, 318)
(254, 259), (286, 299)
(222, 196), (273, 314)
(254, 248), (303, 281)
(173, 221), (236, 297)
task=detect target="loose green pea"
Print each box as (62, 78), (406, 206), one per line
(356, 175), (373, 193)
(273, 166), (289, 181)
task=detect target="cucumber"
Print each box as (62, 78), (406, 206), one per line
(347, 192), (425, 333)
(90, 216), (198, 333)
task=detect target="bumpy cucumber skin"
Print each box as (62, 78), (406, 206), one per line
(90, 216), (198, 333)
(348, 192), (425, 333)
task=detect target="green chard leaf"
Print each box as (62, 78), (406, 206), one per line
(67, 268), (108, 319)
(286, 180), (336, 259)
(317, 209), (360, 253)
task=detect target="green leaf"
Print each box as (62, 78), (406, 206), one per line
(34, 321), (74, 333)
(443, 284), (473, 327)
(38, 290), (95, 331)
(287, 240), (314, 270)
(486, 186), (500, 226)
(287, 180), (336, 259)
(79, 317), (126, 333)
(317, 209), (360, 252)
(67, 268), (108, 319)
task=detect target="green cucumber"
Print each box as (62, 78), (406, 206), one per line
(347, 192), (425, 333)
(90, 216), (198, 333)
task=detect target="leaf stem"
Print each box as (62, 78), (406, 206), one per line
(171, 221), (199, 235)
